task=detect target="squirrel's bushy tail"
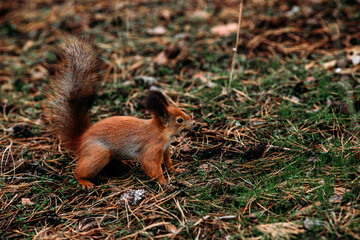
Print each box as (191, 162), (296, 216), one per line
(47, 36), (104, 151)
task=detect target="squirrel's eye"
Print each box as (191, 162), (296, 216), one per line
(177, 118), (184, 123)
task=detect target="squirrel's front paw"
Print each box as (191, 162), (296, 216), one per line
(173, 168), (185, 174)
(78, 179), (95, 190)
(157, 176), (167, 185)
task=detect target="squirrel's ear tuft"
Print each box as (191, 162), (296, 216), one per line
(145, 90), (169, 121)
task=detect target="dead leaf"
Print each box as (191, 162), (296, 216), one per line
(323, 60), (337, 69)
(32, 70), (46, 80)
(181, 145), (191, 152)
(147, 26), (167, 36)
(308, 157), (320, 163)
(193, 72), (216, 88)
(303, 218), (323, 230)
(221, 86), (228, 96)
(21, 198), (34, 206)
(159, 8), (172, 21)
(134, 76), (157, 86)
(81, 221), (97, 231)
(224, 160), (234, 164)
(191, 10), (210, 20)
(305, 61), (315, 70)
(22, 40), (34, 51)
(211, 23), (238, 36)
(165, 223), (178, 234)
(291, 96), (300, 104)
(153, 43), (188, 67)
(200, 163), (212, 172)
(282, 96), (302, 105)
(193, 72), (207, 82)
(295, 202), (321, 217)
(154, 51), (167, 65)
(175, 168), (186, 174)
(334, 187), (347, 195)
(329, 194), (342, 203)
(307, 76), (315, 81)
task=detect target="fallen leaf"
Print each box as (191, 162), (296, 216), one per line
(181, 145), (191, 152)
(147, 26), (167, 36)
(323, 60), (337, 69)
(224, 160), (234, 164)
(308, 157), (320, 163)
(199, 163), (212, 172)
(221, 86), (228, 96)
(291, 96), (300, 104)
(153, 43), (187, 67)
(175, 168), (186, 174)
(191, 10), (210, 20)
(305, 61), (315, 70)
(165, 223), (178, 234)
(329, 194), (342, 203)
(295, 202), (321, 217)
(159, 8), (172, 21)
(282, 96), (302, 105)
(193, 72), (216, 88)
(193, 72), (207, 82)
(307, 76), (315, 81)
(134, 76), (157, 86)
(211, 23), (238, 36)
(22, 198), (34, 206)
(334, 187), (347, 195)
(23, 40), (34, 51)
(303, 218), (323, 230)
(32, 70), (45, 80)
(154, 51), (167, 65)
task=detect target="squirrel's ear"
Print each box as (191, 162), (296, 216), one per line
(145, 90), (169, 122)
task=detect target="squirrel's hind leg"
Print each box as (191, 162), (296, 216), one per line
(75, 144), (112, 189)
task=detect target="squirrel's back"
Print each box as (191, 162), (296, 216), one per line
(47, 36), (104, 151)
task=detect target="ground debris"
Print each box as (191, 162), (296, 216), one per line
(118, 189), (146, 206)
(243, 142), (267, 160)
(256, 222), (305, 239)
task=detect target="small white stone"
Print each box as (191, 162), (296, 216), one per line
(335, 68), (342, 73)
(351, 55), (360, 65)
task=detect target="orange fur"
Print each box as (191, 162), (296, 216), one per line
(47, 36), (193, 189)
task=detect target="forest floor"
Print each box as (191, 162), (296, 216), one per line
(1, 0), (360, 239)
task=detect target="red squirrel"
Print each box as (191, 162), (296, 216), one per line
(47, 36), (193, 189)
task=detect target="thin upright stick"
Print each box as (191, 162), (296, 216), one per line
(228, 0), (244, 94)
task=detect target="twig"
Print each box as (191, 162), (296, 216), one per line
(228, 0), (244, 94)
